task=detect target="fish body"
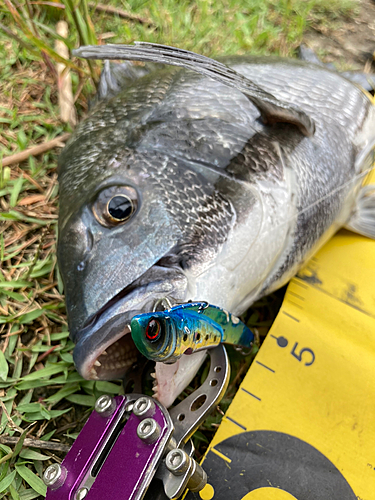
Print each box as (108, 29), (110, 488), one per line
(130, 302), (254, 363)
(57, 44), (375, 407)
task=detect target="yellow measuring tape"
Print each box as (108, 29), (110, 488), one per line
(185, 170), (375, 500)
(190, 231), (375, 500)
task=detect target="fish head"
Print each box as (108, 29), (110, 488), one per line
(57, 103), (237, 402)
(130, 311), (178, 362)
(58, 144), (187, 380)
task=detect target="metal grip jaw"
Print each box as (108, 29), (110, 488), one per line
(169, 343), (230, 447)
(44, 345), (230, 500)
(152, 345), (230, 500)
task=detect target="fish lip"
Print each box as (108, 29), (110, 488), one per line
(77, 263), (185, 335)
(72, 283), (149, 380)
(80, 281), (138, 333)
(74, 281), (148, 343)
(73, 309), (141, 380)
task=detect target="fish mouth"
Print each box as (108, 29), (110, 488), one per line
(72, 266), (188, 382)
(73, 309), (141, 381)
(81, 325), (138, 380)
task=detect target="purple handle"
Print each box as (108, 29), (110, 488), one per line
(46, 395), (173, 500)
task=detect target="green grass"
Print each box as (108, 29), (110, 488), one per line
(0, 0), (359, 497)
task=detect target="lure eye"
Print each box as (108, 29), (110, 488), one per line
(145, 319), (161, 342)
(93, 185), (138, 227)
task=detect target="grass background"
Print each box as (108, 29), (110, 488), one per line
(0, 0), (362, 498)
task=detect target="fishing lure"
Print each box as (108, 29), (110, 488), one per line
(130, 302), (254, 363)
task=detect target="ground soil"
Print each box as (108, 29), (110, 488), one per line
(303, 0), (375, 72)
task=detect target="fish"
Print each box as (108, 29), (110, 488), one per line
(57, 42), (375, 407)
(130, 302), (254, 363)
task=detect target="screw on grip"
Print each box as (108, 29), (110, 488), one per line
(166, 448), (207, 493)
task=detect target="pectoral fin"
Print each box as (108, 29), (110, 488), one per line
(345, 185), (375, 239)
(73, 42), (315, 137)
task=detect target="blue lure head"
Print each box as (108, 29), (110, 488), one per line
(130, 310), (179, 362)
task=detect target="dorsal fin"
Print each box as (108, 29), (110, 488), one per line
(98, 60), (159, 101)
(73, 42), (315, 137)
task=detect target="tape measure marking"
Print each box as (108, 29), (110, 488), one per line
(225, 416), (247, 431)
(296, 280), (375, 320)
(281, 311), (299, 322)
(287, 291), (305, 301)
(211, 448), (232, 464)
(254, 361), (275, 373)
(240, 388), (261, 402)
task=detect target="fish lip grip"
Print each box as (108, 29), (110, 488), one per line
(44, 393), (174, 500)
(43, 345), (230, 500)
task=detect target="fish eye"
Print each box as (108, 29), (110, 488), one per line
(93, 185), (138, 227)
(145, 319), (162, 342)
(107, 195), (133, 222)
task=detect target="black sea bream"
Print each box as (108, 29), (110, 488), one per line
(57, 44), (375, 407)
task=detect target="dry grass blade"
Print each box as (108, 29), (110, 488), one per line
(1, 133), (71, 167)
(55, 21), (77, 126)
(88, 2), (156, 27)
(0, 436), (70, 453)
(62, 0), (99, 85)
(0, 22), (41, 57)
